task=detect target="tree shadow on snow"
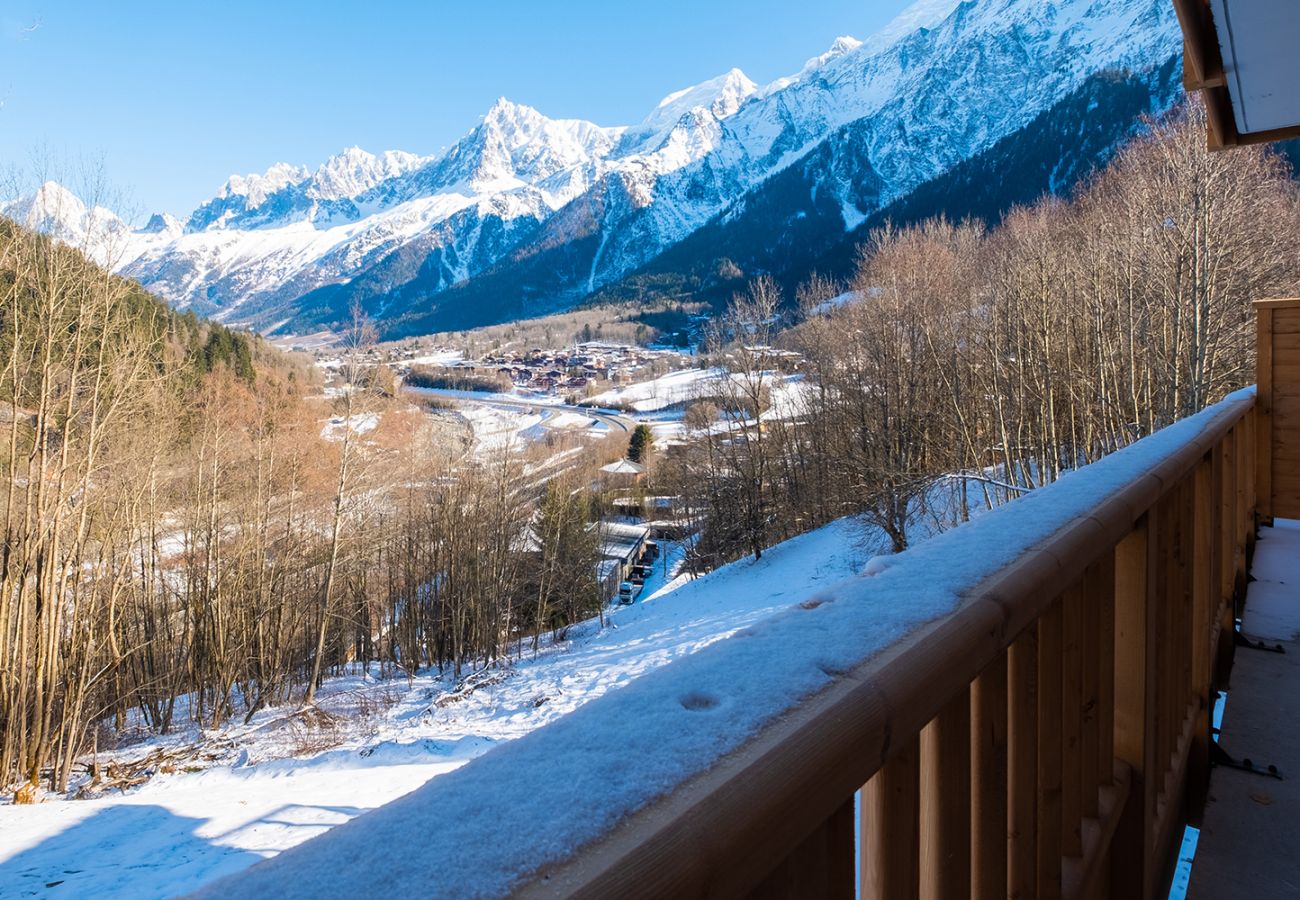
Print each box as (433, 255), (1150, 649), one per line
(0, 803), (264, 899)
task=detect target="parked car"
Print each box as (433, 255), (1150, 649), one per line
(618, 581), (635, 604)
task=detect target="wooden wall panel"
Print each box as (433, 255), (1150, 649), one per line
(1258, 299), (1300, 519)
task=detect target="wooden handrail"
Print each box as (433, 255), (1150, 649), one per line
(519, 392), (1255, 900)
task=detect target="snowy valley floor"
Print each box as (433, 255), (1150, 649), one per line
(0, 522), (876, 899)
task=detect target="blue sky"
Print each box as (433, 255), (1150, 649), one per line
(0, 1), (913, 220)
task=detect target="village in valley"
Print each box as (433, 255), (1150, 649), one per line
(284, 313), (818, 615)
(303, 328), (742, 606)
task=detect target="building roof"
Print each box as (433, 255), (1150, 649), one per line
(600, 459), (647, 475)
(1175, 0), (1300, 148)
(600, 522), (649, 562)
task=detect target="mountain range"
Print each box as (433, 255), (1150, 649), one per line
(2, 0), (1185, 338)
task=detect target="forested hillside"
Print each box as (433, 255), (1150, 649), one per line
(590, 61), (1183, 313)
(0, 225), (619, 797)
(654, 103), (1300, 566)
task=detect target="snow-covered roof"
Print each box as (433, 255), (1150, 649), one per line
(599, 459), (646, 475)
(600, 522), (650, 562)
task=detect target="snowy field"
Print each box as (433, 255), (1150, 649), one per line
(457, 404), (611, 452)
(403, 384), (617, 454)
(586, 367), (807, 420)
(0, 522), (876, 899)
(457, 404), (545, 451)
(586, 367), (723, 412)
(404, 350), (464, 367)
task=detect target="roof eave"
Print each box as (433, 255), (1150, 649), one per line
(1173, 0), (1300, 150)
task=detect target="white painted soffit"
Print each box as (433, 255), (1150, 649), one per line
(1210, 0), (1300, 135)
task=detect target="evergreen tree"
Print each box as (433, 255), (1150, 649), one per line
(627, 424), (654, 464)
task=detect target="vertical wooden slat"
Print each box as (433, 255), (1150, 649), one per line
(1062, 586), (1084, 859)
(921, 692), (971, 900)
(1215, 434), (1237, 682)
(1189, 456), (1214, 810)
(1179, 474), (1196, 724)
(1219, 428), (1235, 605)
(1235, 421), (1248, 586)
(1097, 551), (1116, 793)
(1008, 626), (1038, 900)
(1258, 304), (1273, 521)
(1037, 599), (1063, 900)
(1242, 403), (1253, 528)
(1153, 494), (1172, 779)
(1081, 562), (1102, 821)
(972, 654), (1008, 900)
(862, 741), (919, 900)
(1112, 513), (1158, 900)
(1242, 416), (1254, 548)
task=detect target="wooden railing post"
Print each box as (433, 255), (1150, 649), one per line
(921, 691), (971, 900)
(1037, 599), (1064, 900)
(1188, 455), (1215, 812)
(1258, 301), (1274, 524)
(972, 655), (1008, 900)
(1008, 625), (1039, 900)
(862, 740), (920, 899)
(1111, 513), (1158, 900)
(1254, 297), (1300, 523)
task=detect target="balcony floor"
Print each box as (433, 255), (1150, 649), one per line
(1189, 519), (1300, 898)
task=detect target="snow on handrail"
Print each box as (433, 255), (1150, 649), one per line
(198, 388), (1257, 899)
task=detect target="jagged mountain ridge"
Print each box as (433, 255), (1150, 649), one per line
(4, 0), (1183, 336)
(587, 61), (1186, 315)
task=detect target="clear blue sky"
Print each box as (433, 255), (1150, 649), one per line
(0, 1), (911, 220)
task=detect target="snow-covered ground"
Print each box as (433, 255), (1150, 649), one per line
(6, 390), (1249, 898)
(456, 404), (545, 452)
(587, 367), (807, 426)
(404, 350), (465, 367)
(174, 391), (1254, 900)
(0, 520), (876, 899)
(586, 367), (723, 412)
(318, 412), (380, 440)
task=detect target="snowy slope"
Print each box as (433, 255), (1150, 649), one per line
(3, 0), (1182, 334)
(1, 389), (1255, 897)
(0, 522), (874, 899)
(188, 391), (1253, 899)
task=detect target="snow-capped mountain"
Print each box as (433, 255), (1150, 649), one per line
(4, 0), (1184, 335)
(0, 181), (132, 267)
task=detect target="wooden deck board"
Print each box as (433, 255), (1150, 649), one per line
(1188, 520), (1300, 898)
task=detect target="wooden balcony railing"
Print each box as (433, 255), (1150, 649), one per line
(517, 392), (1256, 900)
(208, 303), (1300, 900)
